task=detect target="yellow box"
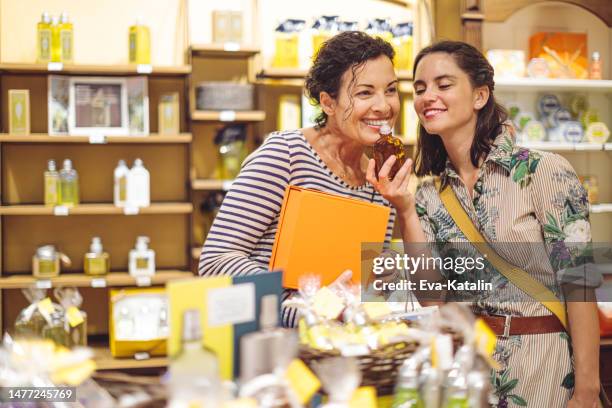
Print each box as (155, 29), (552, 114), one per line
(9, 89), (30, 135)
(270, 186), (391, 289)
(109, 287), (167, 358)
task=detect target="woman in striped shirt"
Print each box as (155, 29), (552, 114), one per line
(198, 31), (398, 327)
(368, 41), (600, 407)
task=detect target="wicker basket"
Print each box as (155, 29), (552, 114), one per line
(299, 340), (419, 396)
(196, 82), (254, 111)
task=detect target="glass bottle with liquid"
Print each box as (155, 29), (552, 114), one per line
(50, 15), (62, 63)
(168, 309), (220, 407)
(128, 17), (151, 65)
(590, 51), (602, 80)
(372, 123), (405, 180)
(59, 159), (79, 207)
(392, 357), (423, 408)
(37, 12), (52, 63)
(44, 159), (60, 206)
(54, 287), (87, 347)
(32, 245), (71, 279)
(84, 237), (110, 276)
(59, 12), (73, 64)
(128, 236), (155, 277)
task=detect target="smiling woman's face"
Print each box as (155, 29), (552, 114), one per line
(413, 52), (483, 137)
(323, 55), (400, 146)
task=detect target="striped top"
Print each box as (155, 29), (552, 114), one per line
(198, 129), (396, 326)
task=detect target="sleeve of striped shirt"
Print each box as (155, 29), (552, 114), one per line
(198, 133), (291, 277)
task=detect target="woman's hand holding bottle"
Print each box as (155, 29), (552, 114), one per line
(366, 155), (415, 216)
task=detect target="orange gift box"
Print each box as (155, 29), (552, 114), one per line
(270, 185), (391, 289)
(600, 303), (612, 337)
(529, 32), (588, 79)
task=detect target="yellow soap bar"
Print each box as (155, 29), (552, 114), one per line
(285, 359), (321, 405)
(312, 287), (344, 319)
(350, 386), (378, 408)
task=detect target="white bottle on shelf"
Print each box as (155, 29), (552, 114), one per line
(126, 158), (150, 208)
(129, 236), (155, 277)
(113, 159), (129, 207)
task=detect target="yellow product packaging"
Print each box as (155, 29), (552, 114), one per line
(129, 19), (151, 65)
(272, 20), (304, 69)
(392, 22), (414, 72)
(109, 287), (167, 357)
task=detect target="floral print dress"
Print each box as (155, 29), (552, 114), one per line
(414, 124), (591, 407)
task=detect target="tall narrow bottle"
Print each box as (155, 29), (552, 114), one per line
(59, 159), (79, 207)
(44, 159), (60, 206)
(113, 159), (129, 207)
(169, 309), (220, 407)
(126, 158), (150, 207)
(59, 12), (73, 64)
(129, 17), (151, 65)
(50, 15), (62, 63)
(37, 12), (52, 63)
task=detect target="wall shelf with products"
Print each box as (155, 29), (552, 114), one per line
(0, 270), (192, 290)
(0, 63), (192, 76)
(0, 134), (192, 144)
(191, 44), (260, 58)
(495, 77), (612, 92)
(191, 110), (266, 122)
(191, 179), (234, 191)
(93, 346), (168, 370)
(517, 141), (610, 152)
(0, 203), (193, 216)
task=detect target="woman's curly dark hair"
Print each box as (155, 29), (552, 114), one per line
(412, 41), (508, 177)
(304, 31), (395, 129)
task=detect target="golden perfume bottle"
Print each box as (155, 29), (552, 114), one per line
(37, 12), (52, 63)
(373, 123), (406, 180)
(59, 12), (73, 64)
(44, 159), (59, 206)
(59, 159), (79, 207)
(50, 15), (62, 63)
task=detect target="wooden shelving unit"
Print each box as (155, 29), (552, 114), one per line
(0, 62), (191, 76)
(191, 110), (266, 122)
(258, 67), (413, 81)
(93, 346), (168, 370)
(0, 134), (192, 144)
(191, 179), (234, 191)
(0, 270), (193, 289)
(0, 203), (193, 216)
(191, 44), (260, 58)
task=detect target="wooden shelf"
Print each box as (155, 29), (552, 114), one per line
(0, 133), (192, 144)
(0, 203), (193, 216)
(0, 62), (191, 76)
(591, 204), (612, 214)
(191, 44), (260, 58)
(517, 141), (607, 151)
(93, 345), (168, 370)
(191, 110), (266, 122)
(495, 77), (612, 93)
(0, 270), (193, 290)
(259, 68), (413, 81)
(192, 179), (234, 191)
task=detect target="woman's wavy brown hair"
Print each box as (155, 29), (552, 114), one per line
(412, 41), (508, 177)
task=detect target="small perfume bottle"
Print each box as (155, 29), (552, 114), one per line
(128, 236), (155, 277)
(113, 160), (129, 207)
(59, 159), (79, 207)
(128, 17), (151, 65)
(84, 237), (110, 276)
(59, 12), (73, 64)
(50, 15), (62, 63)
(44, 159), (60, 206)
(37, 12), (52, 63)
(590, 51), (602, 80)
(373, 123), (405, 180)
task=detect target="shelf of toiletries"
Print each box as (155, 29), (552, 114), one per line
(0, 271), (193, 290)
(495, 77), (612, 93)
(0, 203), (193, 216)
(190, 44), (260, 58)
(191, 110), (266, 122)
(517, 141), (612, 152)
(258, 67), (413, 82)
(0, 62), (191, 76)
(0, 134), (192, 144)
(93, 345), (168, 370)
(191, 179), (234, 191)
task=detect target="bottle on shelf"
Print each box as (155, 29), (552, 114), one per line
(44, 159), (60, 206)
(54, 287), (87, 347)
(128, 236), (155, 277)
(590, 51), (602, 80)
(59, 159), (79, 207)
(113, 159), (129, 207)
(128, 17), (151, 65)
(36, 12), (52, 63)
(32, 245), (71, 279)
(168, 309), (220, 407)
(59, 11), (73, 64)
(50, 15), (62, 63)
(84, 237), (110, 276)
(126, 158), (150, 207)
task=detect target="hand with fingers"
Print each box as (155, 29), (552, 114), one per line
(366, 154), (416, 215)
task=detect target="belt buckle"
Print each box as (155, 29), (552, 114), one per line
(501, 314), (512, 338)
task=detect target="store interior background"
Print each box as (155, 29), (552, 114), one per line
(0, 0), (610, 386)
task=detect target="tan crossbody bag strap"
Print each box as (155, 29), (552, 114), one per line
(435, 179), (568, 328)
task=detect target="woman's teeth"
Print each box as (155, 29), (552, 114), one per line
(364, 120), (388, 126)
(424, 109), (445, 118)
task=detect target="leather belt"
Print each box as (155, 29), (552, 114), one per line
(479, 314), (566, 337)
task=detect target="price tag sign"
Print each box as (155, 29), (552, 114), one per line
(134, 352), (151, 360)
(123, 206), (140, 215)
(53, 206), (69, 216)
(91, 278), (107, 288)
(36, 279), (52, 289)
(88, 133), (106, 144)
(219, 110), (236, 122)
(47, 62), (64, 71)
(136, 64), (153, 74)
(223, 42), (240, 52)
(136, 276), (152, 287)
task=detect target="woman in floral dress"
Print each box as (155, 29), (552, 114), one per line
(367, 41), (600, 407)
